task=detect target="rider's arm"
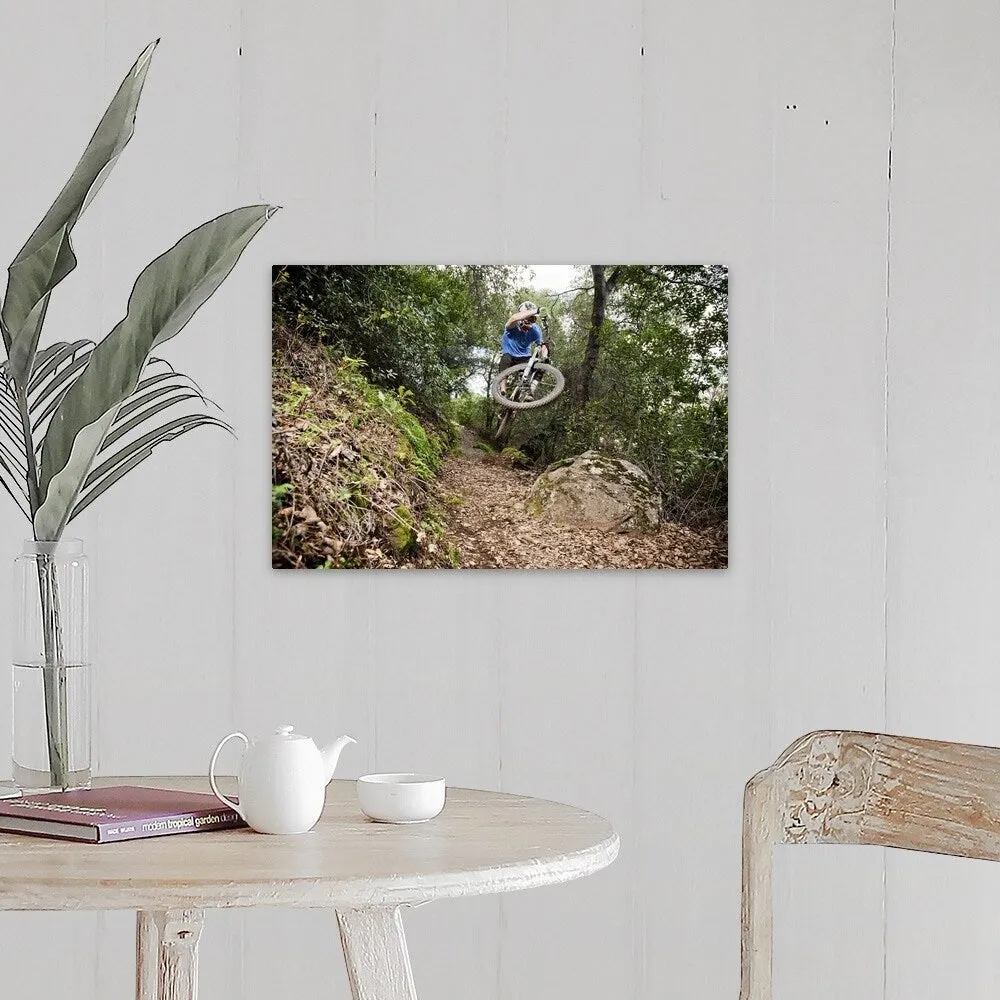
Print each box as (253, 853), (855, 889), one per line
(505, 308), (538, 329)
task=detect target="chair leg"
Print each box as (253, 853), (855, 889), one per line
(136, 911), (159, 1000)
(741, 776), (776, 1000)
(136, 909), (204, 1000)
(337, 905), (419, 1000)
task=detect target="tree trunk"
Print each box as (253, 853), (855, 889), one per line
(580, 264), (607, 406)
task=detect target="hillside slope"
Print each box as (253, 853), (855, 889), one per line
(272, 326), (457, 568)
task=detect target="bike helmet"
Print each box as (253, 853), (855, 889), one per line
(518, 300), (540, 316)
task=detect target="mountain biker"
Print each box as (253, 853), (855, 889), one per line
(499, 301), (550, 397)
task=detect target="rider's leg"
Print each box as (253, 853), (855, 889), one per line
(498, 353), (514, 395)
(526, 363), (547, 399)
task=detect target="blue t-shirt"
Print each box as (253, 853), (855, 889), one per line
(501, 322), (542, 358)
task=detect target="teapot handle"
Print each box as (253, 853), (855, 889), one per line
(209, 731), (249, 821)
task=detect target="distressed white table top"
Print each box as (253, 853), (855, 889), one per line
(0, 777), (619, 910)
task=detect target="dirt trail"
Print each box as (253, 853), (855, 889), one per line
(437, 428), (726, 569)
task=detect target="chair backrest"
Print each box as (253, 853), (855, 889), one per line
(740, 729), (1000, 1000)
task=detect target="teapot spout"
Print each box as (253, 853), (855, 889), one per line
(320, 734), (357, 783)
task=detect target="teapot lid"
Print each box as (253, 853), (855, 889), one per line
(267, 724), (309, 742)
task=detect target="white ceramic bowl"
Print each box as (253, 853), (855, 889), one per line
(357, 773), (446, 823)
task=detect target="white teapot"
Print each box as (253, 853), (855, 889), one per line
(209, 725), (356, 834)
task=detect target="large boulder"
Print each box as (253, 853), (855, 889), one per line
(525, 451), (661, 532)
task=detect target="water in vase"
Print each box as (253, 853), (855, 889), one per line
(12, 661), (91, 791)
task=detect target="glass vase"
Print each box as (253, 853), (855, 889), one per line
(11, 538), (91, 792)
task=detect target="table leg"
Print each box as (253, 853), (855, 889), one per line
(136, 912), (159, 1000)
(336, 905), (419, 1000)
(135, 909), (204, 1000)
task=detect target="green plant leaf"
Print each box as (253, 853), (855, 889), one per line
(29, 346), (95, 436)
(70, 412), (231, 522)
(28, 339), (94, 393)
(0, 462), (29, 519)
(26, 352), (217, 501)
(105, 387), (207, 447)
(0, 380), (23, 449)
(0, 380), (31, 518)
(2, 42), (157, 385)
(131, 368), (208, 404)
(0, 431), (26, 476)
(23, 341), (95, 455)
(112, 381), (204, 426)
(34, 202), (277, 539)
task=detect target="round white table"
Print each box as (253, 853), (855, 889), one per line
(0, 776), (619, 999)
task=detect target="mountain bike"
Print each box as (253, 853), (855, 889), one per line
(490, 342), (565, 441)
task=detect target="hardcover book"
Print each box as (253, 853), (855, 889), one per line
(0, 785), (246, 843)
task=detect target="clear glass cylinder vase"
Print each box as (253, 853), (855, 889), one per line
(11, 538), (91, 791)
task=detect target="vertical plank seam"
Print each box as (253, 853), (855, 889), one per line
(230, 0), (243, 767)
(93, 910), (102, 1000)
(764, 20), (778, 988)
(766, 6), (777, 767)
(367, 573), (378, 775)
(500, 0), (510, 259)
(234, 3), (245, 993)
(632, 571), (642, 999)
(633, 18), (645, 1000)
(494, 566), (506, 1000)
(94, 0), (110, 785)
(94, 17), (109, 999)
(763, 68), (779, 1000)
(369, 1), (382, 242)
(637, 0), (647, 218)
(496, 574), (505, 1000)
(882, 4), (898, 1000)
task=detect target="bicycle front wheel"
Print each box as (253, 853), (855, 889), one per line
(489, 362), (565, 410)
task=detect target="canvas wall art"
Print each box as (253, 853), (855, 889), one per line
(272, 265), (727, 569)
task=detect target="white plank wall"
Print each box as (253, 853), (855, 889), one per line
(0, 2), (993, 999)
(884, 2), (1000, 999)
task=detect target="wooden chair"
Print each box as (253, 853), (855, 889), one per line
(740, 729), (1000, 1000)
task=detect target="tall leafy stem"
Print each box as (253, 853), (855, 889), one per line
(1, 41), (277, 786)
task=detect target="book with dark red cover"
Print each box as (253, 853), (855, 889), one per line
(0, 785), (246, 843)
